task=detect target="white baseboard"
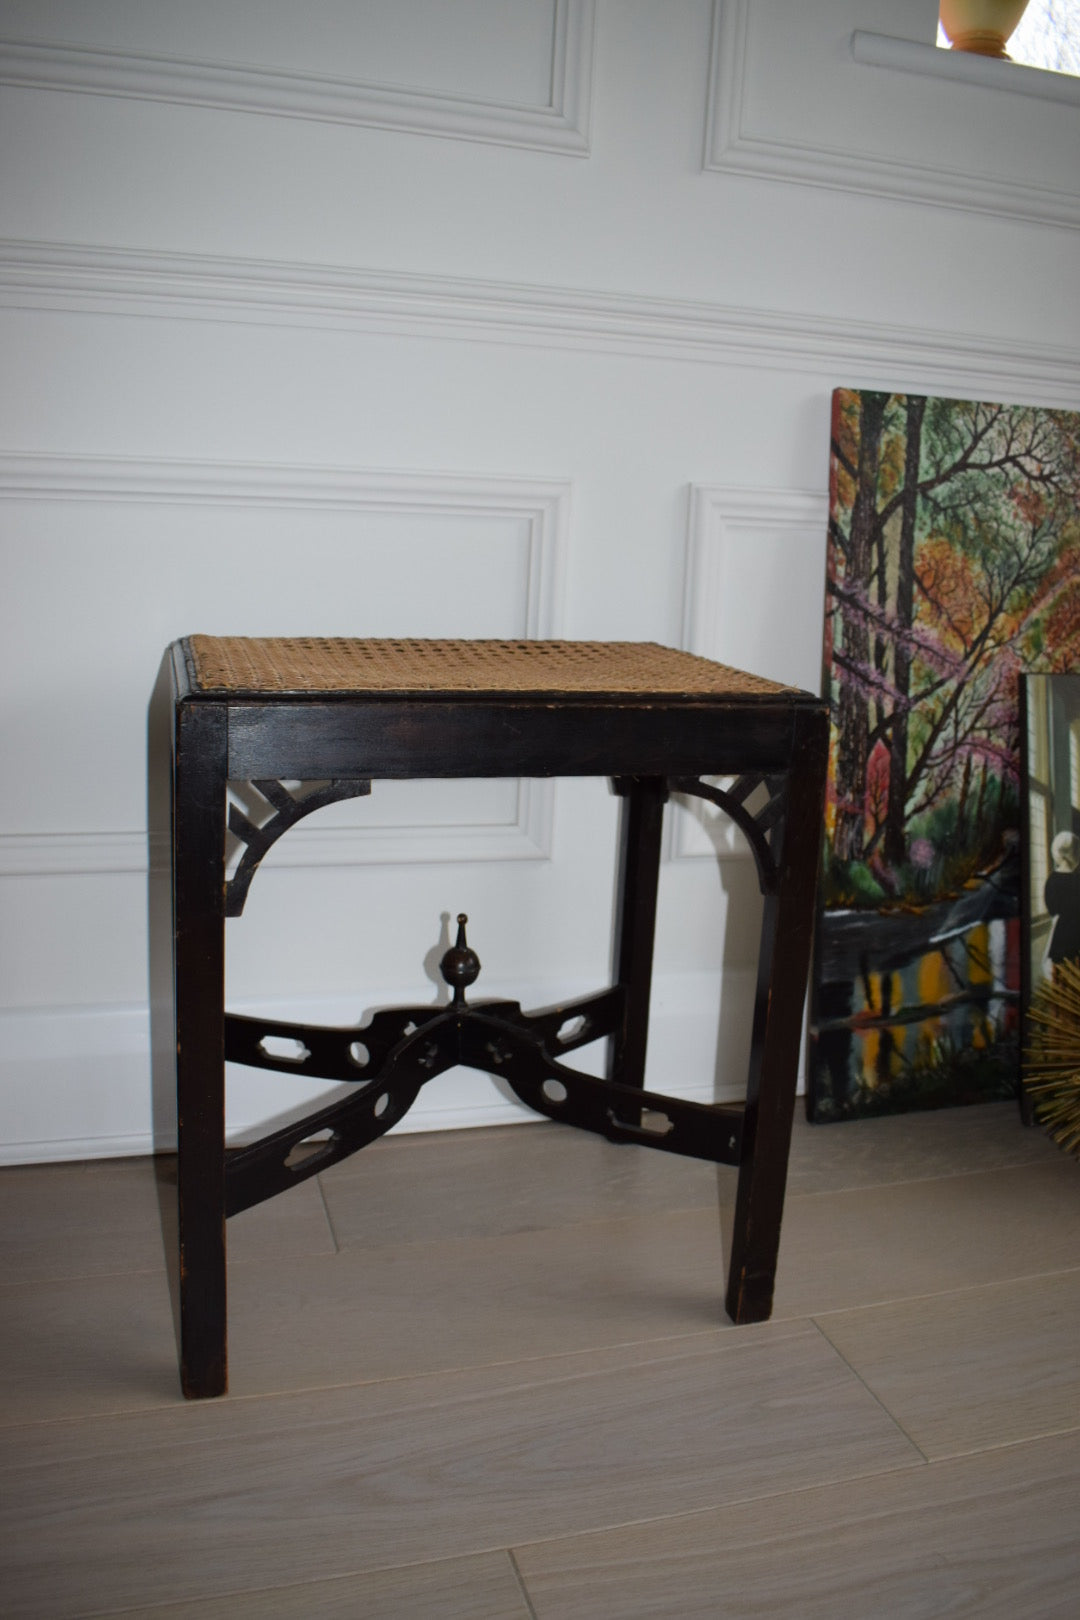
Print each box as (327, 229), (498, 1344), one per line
(0, 969), (759, 1164)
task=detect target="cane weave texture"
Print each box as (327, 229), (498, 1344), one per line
(184, 637), (794, 699)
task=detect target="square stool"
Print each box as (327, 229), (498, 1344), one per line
(149, 636), (828, 1399)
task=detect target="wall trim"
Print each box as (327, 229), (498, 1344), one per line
(673, 484), (828, 863)
(0, 452), (569, 523)
(0, 456), (568, 877)
(0, 0), (595, 154)
(851, 29), (1080, 110)
(3, 238), (1079, 401)
(705, 0), (1080, 229)
(0, 831), (148, 877)
(0, 794), (553, 878)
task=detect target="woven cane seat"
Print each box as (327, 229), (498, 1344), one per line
(184, 636), (793, 699)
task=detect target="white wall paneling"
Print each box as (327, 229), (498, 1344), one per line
(0, 0), (596, 153)
(0, 456), (568, 877)
(3, 1), (1080, 1162)
(0, 451), (580, 1161)
(706, 0), (1080, 227)
(672, 485), (828, 863)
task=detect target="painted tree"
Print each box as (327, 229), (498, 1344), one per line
(830, 390), (886, 863)
(827, 391), (1080, 896)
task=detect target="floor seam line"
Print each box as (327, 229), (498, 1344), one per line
(315, 1171), (341, 1253)
(508, 1547), (542, 1619)
(804, 1263), (1080, 1320)
(810, 1314), (930, 1463)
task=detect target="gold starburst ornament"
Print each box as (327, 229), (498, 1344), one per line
(1025, 959), (1080, 1158)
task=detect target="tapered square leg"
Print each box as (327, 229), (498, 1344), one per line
(608, 778), (667, 1126)
(726, 708), (829, 1324)
(172, 699), (229, 1397)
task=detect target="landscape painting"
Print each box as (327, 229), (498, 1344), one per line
(808, 388), (1080, 1121)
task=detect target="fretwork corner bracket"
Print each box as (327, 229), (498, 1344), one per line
(668, 774), (788, 893)
(225, 778), (372, 915)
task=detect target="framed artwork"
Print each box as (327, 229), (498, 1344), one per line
(808, 388), (1080, 1121)
(1021, 673), (1080, 1009)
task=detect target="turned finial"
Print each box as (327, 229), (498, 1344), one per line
(439, 913), (481, 1005)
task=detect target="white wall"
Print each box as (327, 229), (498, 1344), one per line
(2, 0), (1078, 1161)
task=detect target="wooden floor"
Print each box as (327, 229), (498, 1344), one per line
(2, 1101), (1079, 1617)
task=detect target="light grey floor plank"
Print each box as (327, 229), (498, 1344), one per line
(224, 1208), (731, 1397)
(0, 1155), (334, 1285)
(316, 1104), (1052, 1250)
(769, 1157), (1080, 1317)
(0, 1210), (731, 1425)
(783, 1101), (1059, 1192)
(6, 1154), (1078, 1424)
(0, 1104), (1053, 1302)
(317, 1118), (728, 1246)
(513, 1430), (1080, 1620)
(239, 1155), (1080, 1393)
(0, 1324), (918, 1618)
(87, 1551), (532, 1619)
(815, 1268), (1080, 1458)
(3, 1102), (1076, 1619)
(0, 1262), (180, 1423)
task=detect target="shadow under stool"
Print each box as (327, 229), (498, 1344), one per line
(148, 636), (828, 1399)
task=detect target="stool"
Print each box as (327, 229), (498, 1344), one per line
(149, 637), (828, 1399)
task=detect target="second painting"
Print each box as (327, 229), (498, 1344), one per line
(809, 388), (1080, 1121)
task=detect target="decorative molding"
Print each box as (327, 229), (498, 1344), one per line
(673, 485), (827, 862)
(0, 795), (553, 879)
(2, 239), (1079, 401)
(0, 0), (595, 154)
(0, 455), (568, 877)
(705, 0), (1080, 230)
(230, 778), (555, 874)
(0, 451), (567, 525)
(0, 832), (147, 877)
(0, 967), (756, 1162)
(851, 30), (1080, 110)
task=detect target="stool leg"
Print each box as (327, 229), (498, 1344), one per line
(172, 700), (229, 1397)
(609, 778), (667, 1126)
(726, 708), (828, 1324)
